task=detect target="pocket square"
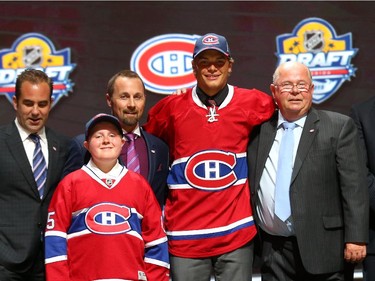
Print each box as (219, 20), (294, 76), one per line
(157, 163), (163, 172)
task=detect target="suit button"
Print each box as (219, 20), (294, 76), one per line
(37, 223), (42, 229)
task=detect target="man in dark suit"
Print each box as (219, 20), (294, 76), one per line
(0, 69), (70, 280)
(350, 97), (375, 281)
(62, 70), (169, 207)
(248, 61), (368, 280)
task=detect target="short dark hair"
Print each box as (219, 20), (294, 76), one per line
(106, 70), (145, 97)
(15, 69), (53, 99)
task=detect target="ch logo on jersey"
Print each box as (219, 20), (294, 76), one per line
(85, 203), (132, 235)
(185, 150), (238, 191)
(131, 33), (199, 95)
(275, 17), (357, 104)
(0, 32), (75, 108)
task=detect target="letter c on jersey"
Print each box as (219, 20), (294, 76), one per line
(185, 150), (238, 191)
(85, 203), (132, 235)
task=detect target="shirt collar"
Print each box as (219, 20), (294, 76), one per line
(123, 125), (141, 138)
(196, 84), (229, 107)
(14, 118), (47, 143)
(86, 159), (124, 179)
(277, 111), (307, 129)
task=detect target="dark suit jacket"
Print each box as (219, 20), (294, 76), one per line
(351, 97), (375, 255)
(248, 108), (368, 274)
(62, 128), (169, 207)
(0, 122), (70, 273)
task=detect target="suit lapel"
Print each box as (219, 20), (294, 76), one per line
(291, 109), (319, 182)
(5, 123), (39, 197)
(370, 100), (375, 124)
(44, 129), (60, 198)
(141, 129), (155, 183)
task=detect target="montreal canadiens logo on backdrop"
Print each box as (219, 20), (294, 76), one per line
(131, 33), (199, 95)
(85, 203), (132, 235)
(275, 18), (357, 104)
(0, 33), (75, 107)
(185, 150), (238, 191)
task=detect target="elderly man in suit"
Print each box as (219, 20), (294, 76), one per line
(62, 70), (169, 207)
(248, 61), (368, 280)
(350, 97), (375, 281)
(0, 69), (70, 280)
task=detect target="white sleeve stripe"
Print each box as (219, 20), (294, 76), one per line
(67, 229), (91, 239)
(145, 236), (167, 248)
(144, 257), (170, 269)
(167, 216), (253, 236)
(125, 230), (143, 240)
(45, 230), (67, 238)
(45, 255), (67, 264)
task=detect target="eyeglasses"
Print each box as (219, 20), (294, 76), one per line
(275, 82), (311, 93)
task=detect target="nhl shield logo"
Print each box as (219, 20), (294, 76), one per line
(23, 46), (42, 67)
(304, 30), (324, 53)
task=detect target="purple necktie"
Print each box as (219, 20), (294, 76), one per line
(125, 133), (140, 173)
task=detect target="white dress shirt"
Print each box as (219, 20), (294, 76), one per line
(256, 112), (306, 236)
(15, 118), (49, 168)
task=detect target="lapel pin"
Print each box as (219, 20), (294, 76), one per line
(309, 129), (315, 133)
(151, 150), (156, 154)
(53, 146), (57, 151)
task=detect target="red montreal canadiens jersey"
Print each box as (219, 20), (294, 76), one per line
(144, 85), (275, 258)
(44, 164), (169, 281)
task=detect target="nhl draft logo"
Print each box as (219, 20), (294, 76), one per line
(275, 17), (357, 104)
(0, 33), (76, 107)
(131, 33), (199, 95)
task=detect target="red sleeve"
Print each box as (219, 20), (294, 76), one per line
(144, 92), (189, 141)
(241, 88), (275, 126)
(45, 177), (73, 281)
(140, 179), (170, 281)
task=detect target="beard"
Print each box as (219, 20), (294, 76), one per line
(121, 115), (139, 127)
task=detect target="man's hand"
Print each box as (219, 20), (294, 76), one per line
(172, 88), (187, 95)
(344, 242), (366, 263)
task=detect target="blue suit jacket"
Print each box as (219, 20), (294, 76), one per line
(62, 128), (169, 207)
(351, 97), (375, 255)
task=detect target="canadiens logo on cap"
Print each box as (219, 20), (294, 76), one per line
(202, 35), (220, 45)
(193, 33), (231, 59)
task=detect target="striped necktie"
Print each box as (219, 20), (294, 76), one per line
(125, 133), (140, 173)
(29, 134), (47, 199)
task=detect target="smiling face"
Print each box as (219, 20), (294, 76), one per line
(84, 122), (125, 169)
(12, 81), (52, 133)
(192, 50), (233, 96)
(106, 76), (145, 133)
(271, 61), (314, 121)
